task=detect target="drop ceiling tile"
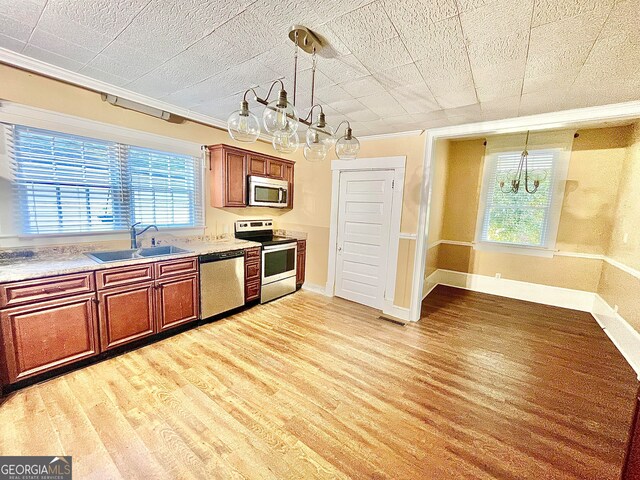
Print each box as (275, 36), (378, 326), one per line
(389, 83), (440, 114)
(434, 84), (478, 109)
(0, 14), (35, 42)
(45, 0), (148, 36)
(382, 0), (458, 47)
(36, 12), (113, 51)
(117, 0), (256, 58)
(518, 90), (568, 115)
(0, 0), (44, 25)
(373, 62), (424, 89)
(455, 0), (498, 12)
(283, 68), (336, 96)
(327, 98), (367, 115)
(476, 78), (522, 102)
(0, 33), (25, 52)
(28, 29), (98, 63)
(339, 76), (387, 98)
(599, 0), (640, 39)
(78, 65), (130, 86)
(249, 0), (323, 35)
(522, 71), (578, 94)
(22, 44), (85, 71)
(531, 0), (614, 27)
(397, 15), (466, 63)
(256, 44), (313, 77)
(351, 36), (413, 73)
(311, 23), (352, 57)
(346, 108), (381, 122)
(314, 84), (351, 104)
(525, 42), (592, 77)
(328, 2), (397, 48)
(316, 54), (369, 84)
(359, 91), (408, 116)
(84, 51), (159, 82)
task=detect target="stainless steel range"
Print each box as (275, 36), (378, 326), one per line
(235, 220), (297, 303)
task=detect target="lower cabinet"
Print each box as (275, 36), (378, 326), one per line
(97, 260), (200, 351)
(156, 273), (199, 332)
(244, 247), (261, 303)
(97, 282), (156, 351)
(0, 293), (99, 383)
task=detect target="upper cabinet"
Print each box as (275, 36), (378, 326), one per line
(208, 144), (295, 208)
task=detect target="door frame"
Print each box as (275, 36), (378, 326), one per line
(326, 156), (406, 317)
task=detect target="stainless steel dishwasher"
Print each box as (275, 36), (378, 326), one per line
(199, 250), (245, 319)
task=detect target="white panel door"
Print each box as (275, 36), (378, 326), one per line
(334, 170), (394, 309)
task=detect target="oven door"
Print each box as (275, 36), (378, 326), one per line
(262, 243), (297, 285)
(248, 176), (288, 208)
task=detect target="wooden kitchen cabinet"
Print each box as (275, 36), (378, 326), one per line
(0, 292), (99, 384)
(97, 281), (156, 351)
(296, 240), (306, 287)
(156, 273), (199, 332)
(244, 247), (261, 303)
(209, 145), (247, 207)
(207, 144), (295, 208)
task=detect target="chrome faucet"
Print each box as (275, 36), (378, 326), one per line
(130, 222), (158, 249)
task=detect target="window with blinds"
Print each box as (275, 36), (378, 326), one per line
(5, 124), (203, 235)
(479, 149), (556, 247)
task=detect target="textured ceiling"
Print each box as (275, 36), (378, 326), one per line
(1, 0), (639, 136)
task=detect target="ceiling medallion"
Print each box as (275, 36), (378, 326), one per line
(226, 25), (360, 161)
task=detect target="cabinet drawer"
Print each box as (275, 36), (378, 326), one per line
(155, 257), (198, 279)
(245, 247), (261, 260)
(96, 264), (154, 289)
(245, 261), (260, 280)
(0, 272), (94, 309)
(245, 279), (260, 302)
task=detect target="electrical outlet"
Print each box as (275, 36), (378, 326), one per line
(495, 273), (501, 279)
(623, 232), (629, 244)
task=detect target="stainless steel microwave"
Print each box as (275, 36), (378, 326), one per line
(248, 176), (289, 208)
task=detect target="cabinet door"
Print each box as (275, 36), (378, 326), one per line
(248, 154), (268, 175)
(0, 293), (99, 383)
(296, 240), (306, 286)
(284, 163), (294, 208)
(156, 273), (199, 332)
(267, 159), (285, 179)
(224, 149), (247, 206)
(98, 282), (155, 351)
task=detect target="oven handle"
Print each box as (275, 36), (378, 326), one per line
(263, 242), (297, 253)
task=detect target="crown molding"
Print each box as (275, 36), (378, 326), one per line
(0, 48), (286, 144)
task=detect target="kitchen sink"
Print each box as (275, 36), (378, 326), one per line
(86, 245), (191, 263)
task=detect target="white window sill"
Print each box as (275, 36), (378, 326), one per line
(473, 241), (555, 258)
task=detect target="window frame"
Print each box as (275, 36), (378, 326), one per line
(0, 101), (205, 239)
(474, 131), (574, 258)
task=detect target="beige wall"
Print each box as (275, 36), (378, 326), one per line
(428, 126), (632, 294)
(598, 122), (640, 333)
(0, 64), (424, 308)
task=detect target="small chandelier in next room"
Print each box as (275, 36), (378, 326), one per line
(226, 26), (360, 161)
(498, 131), (547, 194)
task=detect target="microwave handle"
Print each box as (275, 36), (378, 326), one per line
(278, 188), (284, 203)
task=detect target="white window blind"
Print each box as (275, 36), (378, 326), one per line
(479, 149), (556, 247)
(5, 124), (203, 235)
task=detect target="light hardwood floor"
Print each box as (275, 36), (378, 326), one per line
(0, 286), (637, 479)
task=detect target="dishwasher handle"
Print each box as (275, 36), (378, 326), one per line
(199, 249), (246, 263)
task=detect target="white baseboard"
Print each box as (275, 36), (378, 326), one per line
(430, 269), (595, 312)
(592, 294), (640, 380)
(301, 283), (329, 296)
(382, 301), (412, 322)
(424, 269), (640, 380)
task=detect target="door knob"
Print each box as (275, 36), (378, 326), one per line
(337, 246), (342, 252)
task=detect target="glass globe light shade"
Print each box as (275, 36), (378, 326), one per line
(335, 129), (360, 160)
(303, 144), (328, 162)
(272, 130), (299, 154)
(227, 103), (260, 143)
(262, 90), (299, 135)
(306, 115), (335, 150)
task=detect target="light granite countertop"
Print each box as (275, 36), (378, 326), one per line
(0, 238), (261, 284)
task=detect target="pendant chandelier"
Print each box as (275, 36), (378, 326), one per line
(226, 26), (360, 162)
(498, 131), (547, 194)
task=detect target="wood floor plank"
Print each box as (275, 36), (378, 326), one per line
(0, 286), (636, 479)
